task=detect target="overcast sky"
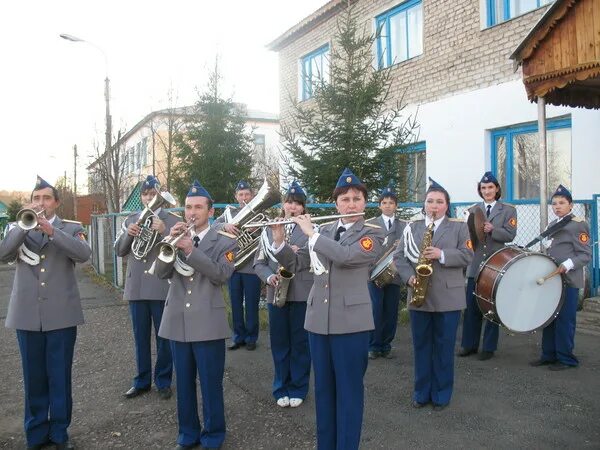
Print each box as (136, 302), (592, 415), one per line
(0, 0), (327, 192)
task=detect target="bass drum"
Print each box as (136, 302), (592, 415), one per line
(475, 246), (564, 333)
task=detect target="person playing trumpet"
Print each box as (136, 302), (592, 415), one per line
(269, 168), (384, 450)
(154, 180), (237, 450)
(253, 181), (313, 409)
(115, 175), (179, 400)
(0, 176), (91, 450)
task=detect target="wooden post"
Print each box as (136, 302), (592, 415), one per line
(537, 97), (548, 234)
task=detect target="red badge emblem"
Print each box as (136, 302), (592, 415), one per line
(579, 233), (589, 244)
(225, 251), (235, 262)
(360, 237), (374, 252)
(466, 239), (473, 250)
(509, 217), (517, 228)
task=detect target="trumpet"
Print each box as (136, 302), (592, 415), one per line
(156, 219), (196, 264)
(242, 212), (365, 229)
(16, 207), (46, 231)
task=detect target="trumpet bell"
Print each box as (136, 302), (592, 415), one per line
(16, 208), (45, 231)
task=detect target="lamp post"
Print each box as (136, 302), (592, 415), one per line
(60, 34), (113, 211)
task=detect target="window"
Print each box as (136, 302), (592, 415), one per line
(491, 117), (571, 201)
(376, 0), (423, 69)
(128, 147), (135, 174)
(253, 134), (266, 158)
(486, 0), (553, 27)
(300, 44), (329, 101)
(141, 137), (148, 166)
(395, 141), (426, 202)
(135, 142), (142, 171)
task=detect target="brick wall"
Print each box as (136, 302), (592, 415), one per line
(277, 0), (550, 124)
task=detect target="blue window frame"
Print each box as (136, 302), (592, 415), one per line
(300, 44), (329, 101)
(491, 117), (571, 201)
(395, 141), (426, 202)
(486, 0), (553, 27)
(376, 0), (423, 69)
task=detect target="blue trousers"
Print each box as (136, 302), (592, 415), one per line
(410, 310), (461, 406)
(171, 339), (226, 448)
(368, 282), (401, 353)
(268, 302), (311, 400)
(129, 300), (172, 389)
(542, 286), (579, 366)
(461, 277), (499, 352)
(229, 272), (261, 344)
(16, 327), (77, 447)
(309, 331), (369, 450)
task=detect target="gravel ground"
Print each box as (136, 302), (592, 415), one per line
(1, 264), (599, 449)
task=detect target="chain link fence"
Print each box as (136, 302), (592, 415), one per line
(90, 199), (599, 295)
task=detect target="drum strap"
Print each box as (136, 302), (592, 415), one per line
(525, 215), (572, 248)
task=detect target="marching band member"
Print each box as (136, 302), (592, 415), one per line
(367, 183), (405, 360)
(253, 181), (313, 408)
(530, 185), (592, 371)
(459, 171), (517, 361)
(114, 175), (179, 399)
(393, 178), (473, 411)
(270, 168), (383, 450)
(215, 181), (262, 351)
(0, 176), (91, 450)
(154, 180), (237, 450)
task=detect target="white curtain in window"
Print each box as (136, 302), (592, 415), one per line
(390, 11), (408, 64)
(407, 4), (423, 58)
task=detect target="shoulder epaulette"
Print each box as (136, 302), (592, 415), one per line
(62, 219), (82, 225)
(169, 211), (183, 218)
(364, 222), (381, 229)
(448, 218), (465, 223)
(365, 216), (378, 223)
(468, 203), (478, 210)
(572, 216), (585, 223)
(502, 202), (515, 208)
(217, 230), (237, 239)
(319, 220), (336, 227)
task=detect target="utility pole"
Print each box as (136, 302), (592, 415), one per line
(73, 144), (78, 220)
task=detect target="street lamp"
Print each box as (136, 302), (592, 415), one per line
(60, 33), (112, 211)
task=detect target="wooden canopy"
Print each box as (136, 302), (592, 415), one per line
(511, 0), (600, 109)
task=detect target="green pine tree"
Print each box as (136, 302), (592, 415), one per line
(172, 59), (254, 203)
(280, 5), (419, 201)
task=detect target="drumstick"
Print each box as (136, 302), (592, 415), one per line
(536, 268), (562, 285)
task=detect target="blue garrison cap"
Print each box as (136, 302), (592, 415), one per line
(379, 181), (397, 201)
(235, 180), (251, 192)
(427, 177), (446, 191)
(286, 180), (306, 199)
(480, 171), (498, 184)
(553, 184), (572, 202)
(142, 175), (160, 191)
(335, 168), (363, 189)
(34, 175), (54, 191)
(187, 180), (213, 200)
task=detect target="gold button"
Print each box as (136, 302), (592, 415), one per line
(144, 270), (148, 274)
(186, 303), (191, 308)
(143, 259), (147, 263)
(40, 268), (46, 273)
(41, 255), (45, 259)
(190, 277), (194, 281)
(324, 284), (328, 288)
(187, 290), (192, 295)
(41, 282), (46, 286)
(324, 298), (328, 303)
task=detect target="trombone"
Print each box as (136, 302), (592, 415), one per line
(242, 212), (364, 229)
(155, 218), (196, 264)
(16, 207), (46, 231)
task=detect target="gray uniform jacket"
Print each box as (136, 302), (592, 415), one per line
(275, 219), (384, 335)
(367, 215), (406, 286)
(253, 225), (313, 304)
(545, 215), (592, 289)
(0, 218), (92, 331)
(156, 228), (238, 342)
(215, 205), (254, 274)
(466, 201), (517, 278)
(115, 209), (181, 301)
(393, 218), (473, 312)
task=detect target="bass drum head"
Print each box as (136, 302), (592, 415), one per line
(495, 254), (563, 333)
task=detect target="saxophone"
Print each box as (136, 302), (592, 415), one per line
(410, 215), (435, 308)
(273, 224), (295, 307)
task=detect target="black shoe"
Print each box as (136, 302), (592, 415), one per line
(124, 386), (151, 398)
(27, 440), (50, 450)
(158, 387), (172, 400)
(246, 342), (256, 351)
(529, 359), (556, 367)
(478, 351), (494, 361)
(411, 400), (428, 409)
(432, 403), (448, 411)
(55, 441), (75, 450)
(380, 350), (393, 359)
(175, 444), (198, 449)
(458, 348), (477, 357)
(368, 351), (380, 360)
(228, 342), (246, 350)
(549, 363), (577, 371)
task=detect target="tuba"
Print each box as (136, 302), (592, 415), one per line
(131, 190), (177, 260)
(228, 179), (280, 270)
(273, 224), (295, 307)
(410, 216), (436, 308)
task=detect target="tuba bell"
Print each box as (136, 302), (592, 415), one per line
(131, 189), (177, 260)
